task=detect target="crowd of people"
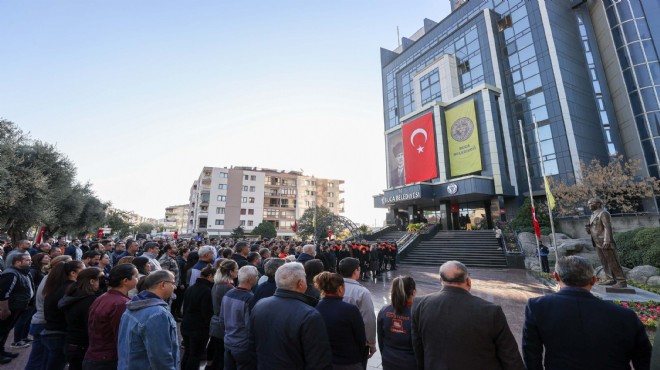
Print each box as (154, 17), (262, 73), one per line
(0, 236), (658, 370)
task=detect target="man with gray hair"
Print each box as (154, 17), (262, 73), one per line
(118, 270), (179, 369)
(522, 256), (650, 369)
(189, 246), (215, 286)
(296, 244), (316, 264)
(220, 265), (258, 370)
(250, 262), (332, 369)
(252, 258), (285, 308)
(412, 260), (524, 370)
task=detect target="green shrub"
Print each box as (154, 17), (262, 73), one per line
(615, 228), (660, 268)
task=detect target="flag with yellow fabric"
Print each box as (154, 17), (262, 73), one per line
(544, 176), (555, 210)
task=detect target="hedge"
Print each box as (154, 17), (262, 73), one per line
(615, 227), (660, 268)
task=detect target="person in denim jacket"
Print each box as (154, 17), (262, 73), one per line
(117, 270), (179, 370)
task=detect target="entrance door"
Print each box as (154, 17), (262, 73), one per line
(448, 201), (492, 230)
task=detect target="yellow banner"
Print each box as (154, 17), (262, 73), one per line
(445, 99), (481, 177)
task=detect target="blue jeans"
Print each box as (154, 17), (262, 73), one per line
(40, 331), (67, 370)
(24, 323), (47, 370)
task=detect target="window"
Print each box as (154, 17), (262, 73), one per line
(244, 175), (249, 180)
(215, 220), (224, 226)
(216, 207), (225, 214)
(243, 186), (248, 191)
(248, 220), (254, 226)
(328, 192), (335, 198)
(218, 184), (227, 190)
(242, 197), (247, 203)
(249, 186), (256, 192)
(329, 182), (334, 187)
(420, 69), (441, 105)
(248, 209), (254, 215)
(329, 202), (334, 207)
(250, 175), (256, 181)
(249, 197), (255, 203)
(219, 172), (228, 178)
(217, 195), (226, 202)
(200, 206), (208, 211)
(240, 220), (246, 226)
(204, 171), (211, 177)
(240, 208), (246, 215)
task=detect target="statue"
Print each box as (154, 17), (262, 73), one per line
(585, 198), (627, 288)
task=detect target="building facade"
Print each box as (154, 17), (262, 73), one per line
(375, 0), (660, 230)
(188, 166), (344, 237)
(164, 204), (189, 233)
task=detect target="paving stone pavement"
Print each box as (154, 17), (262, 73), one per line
(3, 266), (551, 370)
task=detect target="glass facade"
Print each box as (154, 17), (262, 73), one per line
(604, 0), (660, 178)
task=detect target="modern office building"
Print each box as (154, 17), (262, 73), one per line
(188, 166), (344, 237)
(164, 204), (189, 233)
(374, 0), (660, 230)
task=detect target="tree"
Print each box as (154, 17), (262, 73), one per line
(135, 223), (156, 234)
(105, 211), (132, 237)
(510, 198), (551, 233)
(231, 226), (245, 239)
(550, 156), (660, 215)
(358, 224), (371, 235)
(251, 221), (277, 239)
(296, 206), (343, 241)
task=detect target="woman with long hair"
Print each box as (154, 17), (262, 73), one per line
(83, 264), (138, 370)
(42, 260), (84, 370)
(377, 276), (417, 370)
(59, 267), (102, 370)
(314, 272), (366, 370)
(24, 255), (71, 370)
(207, 259), (238, 370)
(128, 256), (151, 298)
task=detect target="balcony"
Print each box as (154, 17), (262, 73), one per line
(200, 193), (210, 205)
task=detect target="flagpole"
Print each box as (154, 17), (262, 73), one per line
(518, 120), (543, 270)
(532, 116), (559, 261)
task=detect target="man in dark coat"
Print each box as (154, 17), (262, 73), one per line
(411, 260), (524, 370)
(250, 263), (332, 370)
(522, 256), (651, 370)
(296, 244), (316, 264)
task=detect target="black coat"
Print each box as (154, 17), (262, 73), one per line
(250, 289), (332, 370)
(523, 287), (651, 370)
(181, 278), (214, 336)
(58, 292), (97, 346)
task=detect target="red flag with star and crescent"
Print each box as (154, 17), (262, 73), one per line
(402, 113), (438, 184)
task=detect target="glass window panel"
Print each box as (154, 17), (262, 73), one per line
(590, 69), (598, 81)
(642, 139), (657, 165)
(507, 41), (517, 55)
(608, 143), (617, 154)
(649, 112), (660, 137)
(623, 68), (636, 91)
(649, 62), (660, 84)
(525, 74), (542, 91)
(617, 1), (633, 22)
(544, 160), (559, 175)
(606, 129), (612, 141)
(637, 20), (650, 40)
(630, 91), (643, 114)
(521, 63), (539, 79)
(593, 80), (602, 94)
(532, 105), (549, 122)
(455, 37), (465, 50)
(637, 116), (650, 140)
(509, 53), (520, 67)
(512, 69), (522, 83)
(517, 32), (533, 50)
(606, 5), (618, 26)
(644, 41), (658, 62)
(541, 140), (555, 156)
(538, 125), (552, 140)
(597, 97), (605, 110)
(641, 88), (659, 111)
(622, 21), (639, 42)
(513, 16), (529, 35)
(629, 42), (645, 65)
(527, 92), (544, 109)
(466, 28), (478, 44)
(467, 39), (479, 54)
(617, 47), (630, 70)
(511, 6), (526, 23)
(470, 54), (482, 68)
(611, 26), (623, 46)
(514, 81), (525, 96)
(649, 165), (660, 179)
(471, 65), (483, 80)
(518, 45), (535, 63)
(583, 40), (590, 52)
(600, 111), (610, 125)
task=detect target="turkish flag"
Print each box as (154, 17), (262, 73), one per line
(402, 113), (438, 184)
(532, 207), (541, 238)
(173, 231), (178, 240)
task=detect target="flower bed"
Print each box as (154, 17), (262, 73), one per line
(614, 300), (659, 330)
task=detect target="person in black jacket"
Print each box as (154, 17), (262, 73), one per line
(250, 263), (332, 370)
(251, 258), (284, 309)
(377, 276), (417, 370)
(172, 247), (189, 319)
(314, 272), (366, 370)
(42, 260), (84, 370)
(181, 266), (216, 370)
(58, 267), (101, 370)
(208, 260), (238, 370)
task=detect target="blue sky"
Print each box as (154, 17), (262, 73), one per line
(0, 0), (452, 226)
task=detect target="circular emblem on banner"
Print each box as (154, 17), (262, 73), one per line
(450, 117), (475, 142)
(447, 183), (458, 194)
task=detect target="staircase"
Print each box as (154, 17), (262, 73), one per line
(400, 230), (507, 268)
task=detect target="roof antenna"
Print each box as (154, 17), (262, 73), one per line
(397, 26), (401, 47)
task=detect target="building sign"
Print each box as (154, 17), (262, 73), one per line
(380, 191), (422, 206)
(445, 99), (482, 177)
(377, 184), (432, 206)
(447, 183), (458, 194)
(402, 113), (438, 184)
